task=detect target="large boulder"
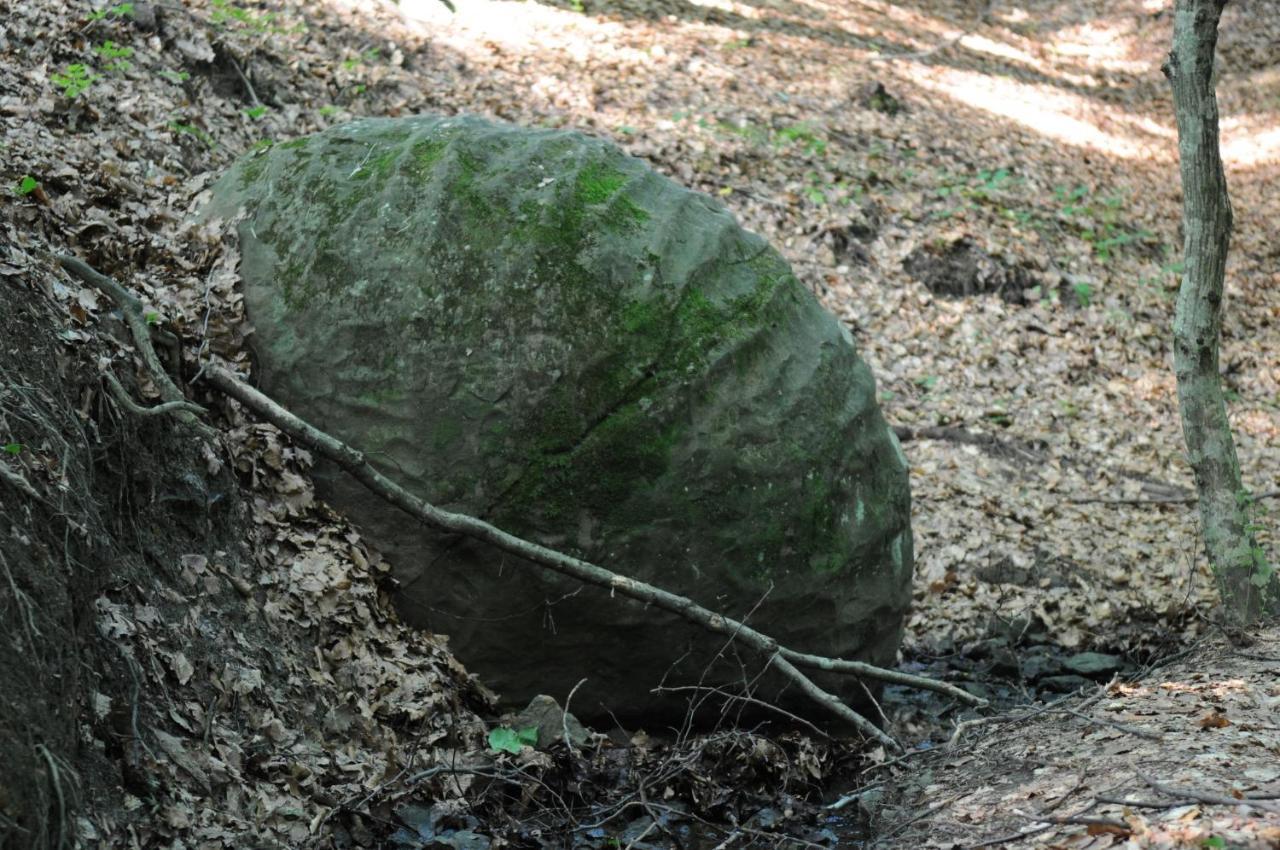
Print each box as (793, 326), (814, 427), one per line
(202, 115), (912, 722)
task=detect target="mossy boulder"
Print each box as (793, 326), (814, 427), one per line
(202, 114), (913, 721)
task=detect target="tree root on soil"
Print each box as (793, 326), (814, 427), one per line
(57, 253), (987, 753)
(56, 254), (213, 439)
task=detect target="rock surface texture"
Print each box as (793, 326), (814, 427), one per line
(203, 114), (913, 721)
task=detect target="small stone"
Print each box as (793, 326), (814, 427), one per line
(1064, 652), (1123, 677)
(510, 695), (590, 749)
(1038, 674), (1093, 694)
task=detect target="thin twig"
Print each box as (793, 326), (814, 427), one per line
(225, 52), (261, 107)
(104, 371), (205, 418)
(874, 795), (962, 845)
(653, 685), (829, 738)
(1062, 707), (1162, 741)
(1069, 489), (1280, 505)
(1146, 778), (1280, 813)
(55, 255), (210, 435)
(970, 802), (1119, 848)
(778, 647), (984, 704)
(563, 678), (587, 753)
(206, 365), (940, 750)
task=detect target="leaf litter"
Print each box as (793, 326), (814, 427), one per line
(2, 0), (1278, 846)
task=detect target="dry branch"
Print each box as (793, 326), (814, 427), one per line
(55, 255), (211, 437)
(1146, 778), (1280, 814)
(206, 364), (987, 749)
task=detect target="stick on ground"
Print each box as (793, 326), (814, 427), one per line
(206, 364), (987, 749)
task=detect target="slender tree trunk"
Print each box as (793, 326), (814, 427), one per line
(1164, 0), (1275, 623)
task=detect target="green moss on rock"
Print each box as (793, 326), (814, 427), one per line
(200, 114), (913, 722)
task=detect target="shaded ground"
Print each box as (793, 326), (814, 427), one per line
(873, 623), (1280, 849)
(2, 0), (1278, 847)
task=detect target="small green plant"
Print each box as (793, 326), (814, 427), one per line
(158, 69), (190, 83)
(487, 726), (537, 755)
(1054, 185), (1153, 263)
(1072, 281), (1093, 308)
(318, 104), (340, 118)
(14, 175), (38, 196)
(169, 121), (215, 147)
(88, 2), (134, 20)
(244, 105), (269, 119)
(52, 64), (99, 98)
(144, 311), (160, 325)
(340, 47), (381, 71)
(210, 0), (278, 31)
(914, 375), (938, 390)
(776, 123), (827, 157)
(95, 40), (134, 72)
(2, 443), (22, 455)
(250, 138), (274, 152)
(709, 118), (768, 145)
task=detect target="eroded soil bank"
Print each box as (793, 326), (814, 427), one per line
(3, 0), (1279, 847)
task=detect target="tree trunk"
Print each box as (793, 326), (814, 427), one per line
(1164, 0), (1276, 623)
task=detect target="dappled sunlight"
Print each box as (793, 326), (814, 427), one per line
(1221, 121), (1280, 167)
(1154, 678), (1253, 697)
(347, 0), (627, 56)
(905, 64), (1173, 160)
(1047, 18), (1153, 74)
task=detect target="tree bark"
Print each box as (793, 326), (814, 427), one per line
(1164, 0), (1276, 622)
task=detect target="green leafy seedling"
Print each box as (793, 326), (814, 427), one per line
(96, 40), (134, 72)
(169, 121), (215, 147)
(95, 40), (133, 59)
(244, 105), (269, 119)
(158, 69), (190, 83)
(144, 311), (160, 325)
(52, 64), (99, 98)
(1072, 281), (1093, 308)
(15, 175), (38, 196)
(88, 3), (135, 20)
(487, 726), (537, 755)
(3, 443), (23, 455)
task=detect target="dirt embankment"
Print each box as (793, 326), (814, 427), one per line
(4, 0), (1280, 847)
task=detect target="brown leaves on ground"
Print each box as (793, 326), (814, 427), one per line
(879, 627), (1280, 849)
(3, 0), (1279, 847)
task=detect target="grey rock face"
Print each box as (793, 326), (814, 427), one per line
(203, 114), (913, 721)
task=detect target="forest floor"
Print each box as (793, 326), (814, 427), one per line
(2, 0), (1279, 847)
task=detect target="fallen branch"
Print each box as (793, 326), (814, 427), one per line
(207, 364), (986, 749)
(1061, 707), (1162, 741)
(1070, 489), (1280, 506)
(55, 255), (211, 436)
(1146, 778), (1280, 813)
